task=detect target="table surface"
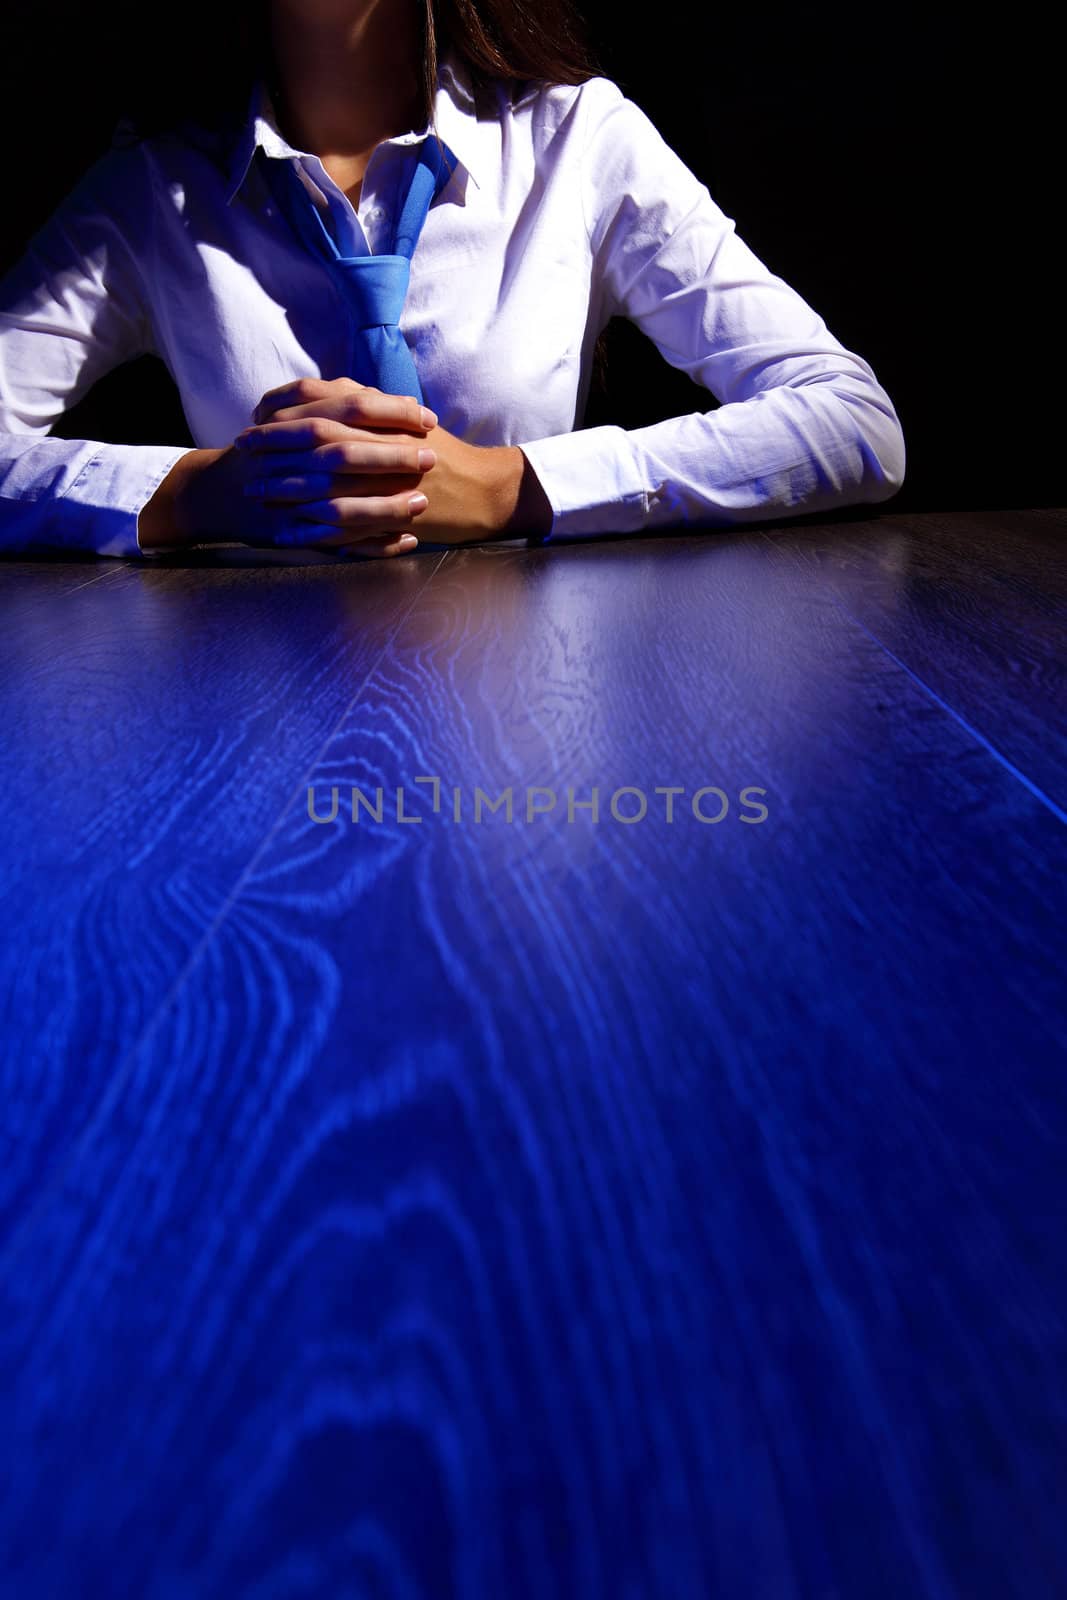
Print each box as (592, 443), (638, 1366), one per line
(0, 507), (1064, 1599)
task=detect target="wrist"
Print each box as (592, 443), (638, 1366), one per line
(138, 447), (227, 551)
(489, 445), (553, 540)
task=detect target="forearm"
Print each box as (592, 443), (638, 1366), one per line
(0, 434), (194, 558)
(519, 381), (906, 539)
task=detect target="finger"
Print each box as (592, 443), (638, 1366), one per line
(236, 417), (434, 454)
(316, 440), (437, 475)
(272, 491), (429, 544)
(246, 473), (337, 505)
(246, 471), (427, 505)
(269, 529), (421, 558)
(252, 378), (349, 423)
(234, 418), (356, 454)
(246, 391), (438, 435)
(243, 442), (436, 480)
(338, 533), (421, 560)
(267, 526), (419, 558)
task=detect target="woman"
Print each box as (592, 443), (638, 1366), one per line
(0, 0), (905, 560)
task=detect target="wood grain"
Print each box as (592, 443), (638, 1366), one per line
(0, 513), (1064, 1599)
(758, 508), (1067, 813)
(0, 549), (444, 1236)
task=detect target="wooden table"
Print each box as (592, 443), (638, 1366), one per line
(1, 507), (1064, 1597)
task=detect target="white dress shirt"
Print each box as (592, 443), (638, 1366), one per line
(0, 47), (905, 558)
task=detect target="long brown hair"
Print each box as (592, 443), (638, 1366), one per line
(418, 0), (605, 127)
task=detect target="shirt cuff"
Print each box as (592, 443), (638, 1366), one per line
(58, 442), (196, 558)
(518, 426), (651, 541)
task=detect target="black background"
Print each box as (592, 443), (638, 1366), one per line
(2, 3), (1060, 512)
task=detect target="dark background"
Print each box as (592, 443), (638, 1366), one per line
(1, 3), (1060, 512)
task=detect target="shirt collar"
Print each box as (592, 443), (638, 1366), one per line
(223, 48), (483, 206)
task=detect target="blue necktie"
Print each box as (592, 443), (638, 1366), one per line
(258, 135), (459, 402)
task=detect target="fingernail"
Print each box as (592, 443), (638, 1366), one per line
(418, 449), (436, 470)
(409, 493), (429, 512)
(420, 407), (438, 429)
(398, 534), (419, 550)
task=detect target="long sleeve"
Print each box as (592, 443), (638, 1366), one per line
(519, 78), (906, 539)
(0, 142), (194, 559)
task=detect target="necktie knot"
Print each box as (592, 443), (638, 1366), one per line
(258, 133), (459, 400)
(332, 255), (412, 331)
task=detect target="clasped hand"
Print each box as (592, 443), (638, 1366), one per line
(230, 376), (531, 557)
